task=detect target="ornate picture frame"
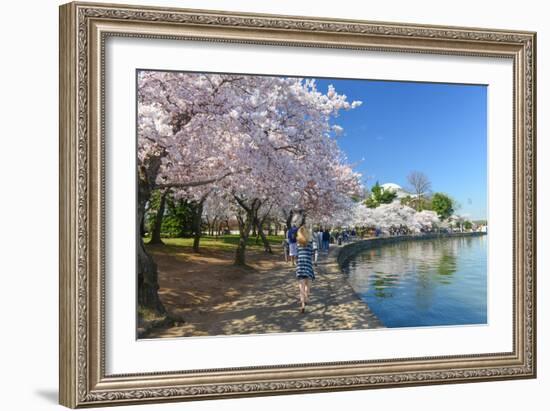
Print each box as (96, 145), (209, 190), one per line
(59, 1), (536, 408)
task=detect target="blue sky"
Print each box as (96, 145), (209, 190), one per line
(314, 78), (488, 220)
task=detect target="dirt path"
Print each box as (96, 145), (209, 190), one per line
(143, 244), (383, 338)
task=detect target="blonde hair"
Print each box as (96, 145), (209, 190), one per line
(297, 226), (310, 246)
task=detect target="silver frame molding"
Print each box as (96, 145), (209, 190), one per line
(59, 1), (537, 408)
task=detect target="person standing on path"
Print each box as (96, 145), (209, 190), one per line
(312, 228), (320, 265)
(296, 226), (315, 313)
(317, 228), (324, 254)
(288, 224), (299, 265)
(322, 228), (331, 252)
(282, 237), (290, 262)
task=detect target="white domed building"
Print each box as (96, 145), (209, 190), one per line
(379, 183), (412, 200)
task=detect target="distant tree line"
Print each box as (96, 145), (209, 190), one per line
(364, 171), (456, 222)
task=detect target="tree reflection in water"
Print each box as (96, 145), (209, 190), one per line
(342, 236), (487, 327)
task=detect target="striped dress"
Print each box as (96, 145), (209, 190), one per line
(296, 242), (315, 280)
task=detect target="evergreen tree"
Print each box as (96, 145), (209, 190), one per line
(365, 181), (397, 208)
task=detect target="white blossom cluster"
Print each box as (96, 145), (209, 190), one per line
(352, 203), (441, 233)
(138, 71), (363, 224)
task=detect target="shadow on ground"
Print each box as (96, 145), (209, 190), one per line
(144, 245), (382, 338)
(35, 389), (58, 404)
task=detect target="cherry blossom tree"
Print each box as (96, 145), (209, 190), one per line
(371, 203), (416, 233)
(352, 203), (377, 228)
(352, 203), (440, 234)
(137, 71), (363, 313)
(412, 210), (440, 232)
(213, 78), (362, 264)
(170, 184), (217, 252)
(201, 190), (234, 237)
(138, 72), (274, 314)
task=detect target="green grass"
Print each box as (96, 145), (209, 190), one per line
(138, 305), (166, 321)
(145, 234), (285, 252)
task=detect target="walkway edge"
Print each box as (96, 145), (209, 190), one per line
(335, 232), (487, 267)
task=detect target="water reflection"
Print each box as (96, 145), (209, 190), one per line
(341, 236), (487, 328)
(371, 272), (398, 299)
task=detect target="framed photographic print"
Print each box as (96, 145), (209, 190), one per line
(59, 1), (537, 408)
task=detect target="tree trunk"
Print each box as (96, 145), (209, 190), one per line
(256, 218), (273, 253)
(140, 215), (146, 238)
(137, 180), (166, 316)
(192, 200), (204, 253)
(285, 210), (294, 230)
(234, 198), (260, 266)
(137, 232), (165, 315)
(414, 195), (422, 211)
(254, 209), (261, 245)
(254, 205), (273, 253)
(300, 211), (307, 227)
(210, 216), (218, 236)
(234, 213), (252, 265)
(204, 215), (210, 236)
(149, 189), (168, 245)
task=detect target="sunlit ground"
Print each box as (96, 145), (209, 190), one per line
(140, 237), (382, 338)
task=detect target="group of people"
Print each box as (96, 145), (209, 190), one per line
(314, 228), (333, 252)
(387, 225), (412, 236)
(328, 228), (356, 245)
(283, 226), (333, 266)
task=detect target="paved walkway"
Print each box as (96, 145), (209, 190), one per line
(145, 244), (383, 338)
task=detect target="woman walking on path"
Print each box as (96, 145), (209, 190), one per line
(296, 226), (315, 313)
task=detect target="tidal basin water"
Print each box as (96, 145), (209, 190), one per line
(341, 235), (487, 328)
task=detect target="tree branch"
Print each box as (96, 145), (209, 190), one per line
(156, 168), (250, 190)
